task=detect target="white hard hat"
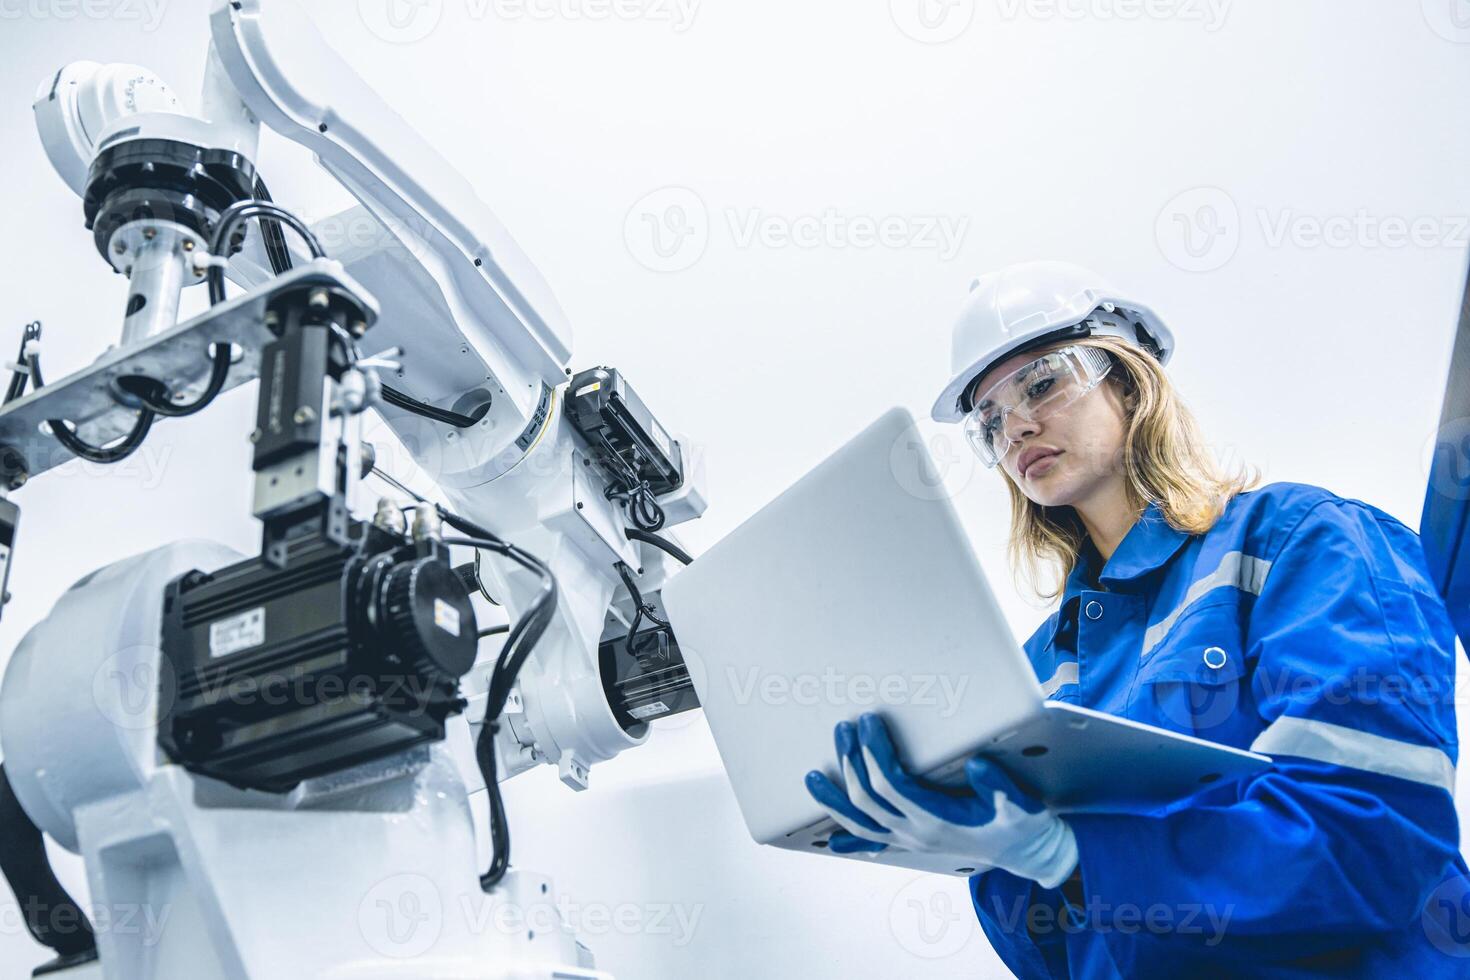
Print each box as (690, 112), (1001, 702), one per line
(930, 260), (1174, 423)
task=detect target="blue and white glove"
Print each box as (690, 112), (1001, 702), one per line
(804, 713), (1079, 889)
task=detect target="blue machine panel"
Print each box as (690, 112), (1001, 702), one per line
(1421, 261), (1470, 653)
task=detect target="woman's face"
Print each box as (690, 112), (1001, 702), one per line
(970, 345), (1131, 508)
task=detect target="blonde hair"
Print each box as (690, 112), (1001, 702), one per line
(997, 335), (1261, 600)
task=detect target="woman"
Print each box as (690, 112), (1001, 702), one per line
(804, 261), (1466, 977)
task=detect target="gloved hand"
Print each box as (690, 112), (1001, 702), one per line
(804, 712), (1079, 889)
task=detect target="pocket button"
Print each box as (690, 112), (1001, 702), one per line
(1202, 646), (1228, 670)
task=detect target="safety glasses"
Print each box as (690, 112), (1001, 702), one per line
(962, 345), (1114, 468)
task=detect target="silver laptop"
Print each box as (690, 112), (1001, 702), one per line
(661, 407), (1270, 876)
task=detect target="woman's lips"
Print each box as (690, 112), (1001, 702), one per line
(1025, 451), (1062, 478)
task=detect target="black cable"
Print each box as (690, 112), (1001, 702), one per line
(594, 431), (666, 532)
(24, 345), (155, 464)
(437, 510), (558, 891)
(0, 764), (97, 960)
(477, 624), (511, 638)
(207, 200), (325, 306)
(624, 527), (693, 566)
(615, 560), (669, 657)
(212, 192), (492, 435)
(252, 177), (295, 276)
(379, 383), (489, 428)
(132, 343), (233, 418)
(47, 411), (155, 465)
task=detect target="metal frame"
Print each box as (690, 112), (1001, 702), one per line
(0, 259), (376, 481)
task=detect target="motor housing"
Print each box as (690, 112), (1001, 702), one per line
(157, 520), (477, 792)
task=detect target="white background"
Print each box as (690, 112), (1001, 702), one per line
(1, 0), (1469, 976)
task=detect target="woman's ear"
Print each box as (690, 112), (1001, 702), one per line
(1105, 372), (1138, 412)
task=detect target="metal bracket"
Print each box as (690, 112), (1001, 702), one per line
(0, 259), (377, 482)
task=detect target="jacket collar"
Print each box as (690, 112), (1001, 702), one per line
(1094, 500), (1193, 589)
(1041, 501), (1193, 645)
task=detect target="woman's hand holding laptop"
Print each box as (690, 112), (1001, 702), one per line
(804, 712), (1080, 889)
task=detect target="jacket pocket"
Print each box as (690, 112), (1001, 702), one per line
(1130, 600), (1253, 746)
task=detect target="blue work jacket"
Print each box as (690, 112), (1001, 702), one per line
(972, 481), (1468, 978)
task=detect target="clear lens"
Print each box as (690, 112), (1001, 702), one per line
(962, 346), (1112, 468)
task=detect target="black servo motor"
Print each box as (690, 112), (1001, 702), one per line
(157, 518), (479, 793)
(566, 367), (683, 497)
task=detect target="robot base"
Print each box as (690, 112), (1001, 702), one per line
(0, 542), (607, 980)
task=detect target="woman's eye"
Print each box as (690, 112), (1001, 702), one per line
(1025, 376), (1057, 400)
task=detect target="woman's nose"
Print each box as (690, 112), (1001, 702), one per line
(1002, 410), (1040, 448)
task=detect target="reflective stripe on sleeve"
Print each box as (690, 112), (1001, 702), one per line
(1039, 660), (1079, 697)
(1250, 715), (1457, 793)
(1141, 550), (1272, 658)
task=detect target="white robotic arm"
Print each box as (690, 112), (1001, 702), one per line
(2, 3), (707, 976)
(32, 0), (705, 792)
(204, 0), (707, 791)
